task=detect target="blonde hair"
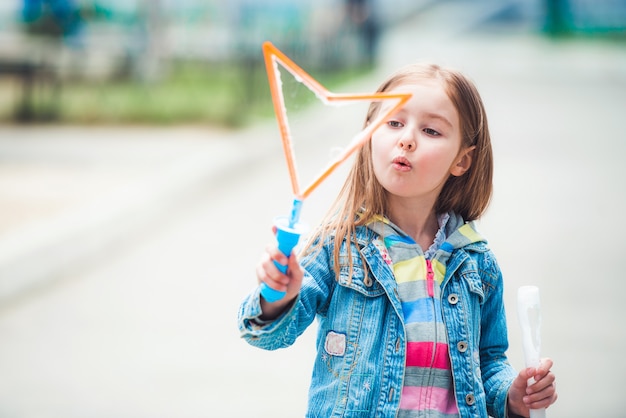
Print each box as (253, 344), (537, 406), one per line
(303, 63), (493, 279)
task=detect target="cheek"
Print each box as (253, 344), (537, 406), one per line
(415, 148), (457, 176)
(370, 136), (386, 164)
(369, 140), (389, 184)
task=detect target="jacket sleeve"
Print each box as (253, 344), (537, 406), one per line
(238, 242), (335, 351)
(478, 250), (518, 418)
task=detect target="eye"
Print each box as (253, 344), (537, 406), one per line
(388, 120), (404, 128)
(423, 128), (441, 136)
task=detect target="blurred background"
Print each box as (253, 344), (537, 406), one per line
(0, 0), (623, 125)
(0, 0), (625, 417)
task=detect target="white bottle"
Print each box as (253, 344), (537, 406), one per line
(517, 286), (546, 418)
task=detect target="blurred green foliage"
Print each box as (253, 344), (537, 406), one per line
(61, 62), (262, 127)
(0, 61), (372, 127)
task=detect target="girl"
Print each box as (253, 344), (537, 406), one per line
(238, 63), (557, 417)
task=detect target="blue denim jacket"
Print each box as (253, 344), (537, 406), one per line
(238, 225), (517, 418)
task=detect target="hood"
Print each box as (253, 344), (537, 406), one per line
(366, 211), (486, 287)
(367, 212), (485, 254)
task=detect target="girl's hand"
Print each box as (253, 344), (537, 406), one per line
(256, 228), (304, 320)
(507, 358), (558, 417)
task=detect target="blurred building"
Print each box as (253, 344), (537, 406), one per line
(0, 0), (624, 81)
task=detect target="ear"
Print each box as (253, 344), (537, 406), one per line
(450, 146), (475, 177)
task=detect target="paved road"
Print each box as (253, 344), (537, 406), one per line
(1, 5), (625, 418)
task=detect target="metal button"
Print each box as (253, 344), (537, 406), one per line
(457, 341), (468, 353)
(448, 293), (459, 305)
(465, 393), (475, 405)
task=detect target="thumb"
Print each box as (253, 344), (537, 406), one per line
(513, 367), (533, 388)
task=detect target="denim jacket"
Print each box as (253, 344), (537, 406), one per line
(238, 224), (517, 418)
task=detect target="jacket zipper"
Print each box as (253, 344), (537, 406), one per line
(425, 258), (435, 298)
(425, 257), (437, 409)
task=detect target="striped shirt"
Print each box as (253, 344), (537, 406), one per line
(368, 213), (480, 417)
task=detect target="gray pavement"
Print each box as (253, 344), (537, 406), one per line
(0, 125), (278, 302)
(1, 5), (626, 418)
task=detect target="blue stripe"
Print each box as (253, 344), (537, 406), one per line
(401, 298), (444, 324)
(385, 234), (416, 246)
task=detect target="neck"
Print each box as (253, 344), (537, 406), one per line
(386, 195), (439, 250)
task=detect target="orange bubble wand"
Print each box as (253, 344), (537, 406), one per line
(261, 41), (411, 302)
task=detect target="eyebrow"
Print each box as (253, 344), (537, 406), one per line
(383, 106), (454, 128)
(422, 112), (453, 128)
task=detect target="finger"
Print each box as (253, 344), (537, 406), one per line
(540, 357), (554, 369)
(527, 377), (556, 397)
(264, 256), (290, 283)
(266, 245), (289, 267)
(525, 379), (557, 407)
(258, 250), (289, 282)
(527, 361), (555, 393)
(287, 250), (300, 270)
(532, 357), (552, 375)
(257, 262), (288, 292)
(525, 385), (557, 410)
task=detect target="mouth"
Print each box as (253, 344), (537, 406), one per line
(392, 156), (412, 171)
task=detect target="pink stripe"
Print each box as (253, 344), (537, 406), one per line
(406, 342), (452, 369)
(399, 386), (459, 414)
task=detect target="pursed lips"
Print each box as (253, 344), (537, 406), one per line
(392, 156), (412, 171)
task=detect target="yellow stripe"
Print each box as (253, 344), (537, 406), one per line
(431, 259), (447, 284)
(393, 256), (425, 283)
(459, 223), (481, 243)
(367, 214), (389, 225)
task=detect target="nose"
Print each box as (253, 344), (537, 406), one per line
(398, 134), (415, 151)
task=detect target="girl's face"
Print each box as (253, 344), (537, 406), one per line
(371, 79), (473, 205)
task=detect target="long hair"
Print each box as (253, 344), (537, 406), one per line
(302, 63), (493, 280)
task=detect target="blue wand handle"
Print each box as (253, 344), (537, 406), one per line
(260, 199), (304, 303)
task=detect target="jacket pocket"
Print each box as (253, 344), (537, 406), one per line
(336, 263), (386, 298)
(460, 270), (485, 305)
